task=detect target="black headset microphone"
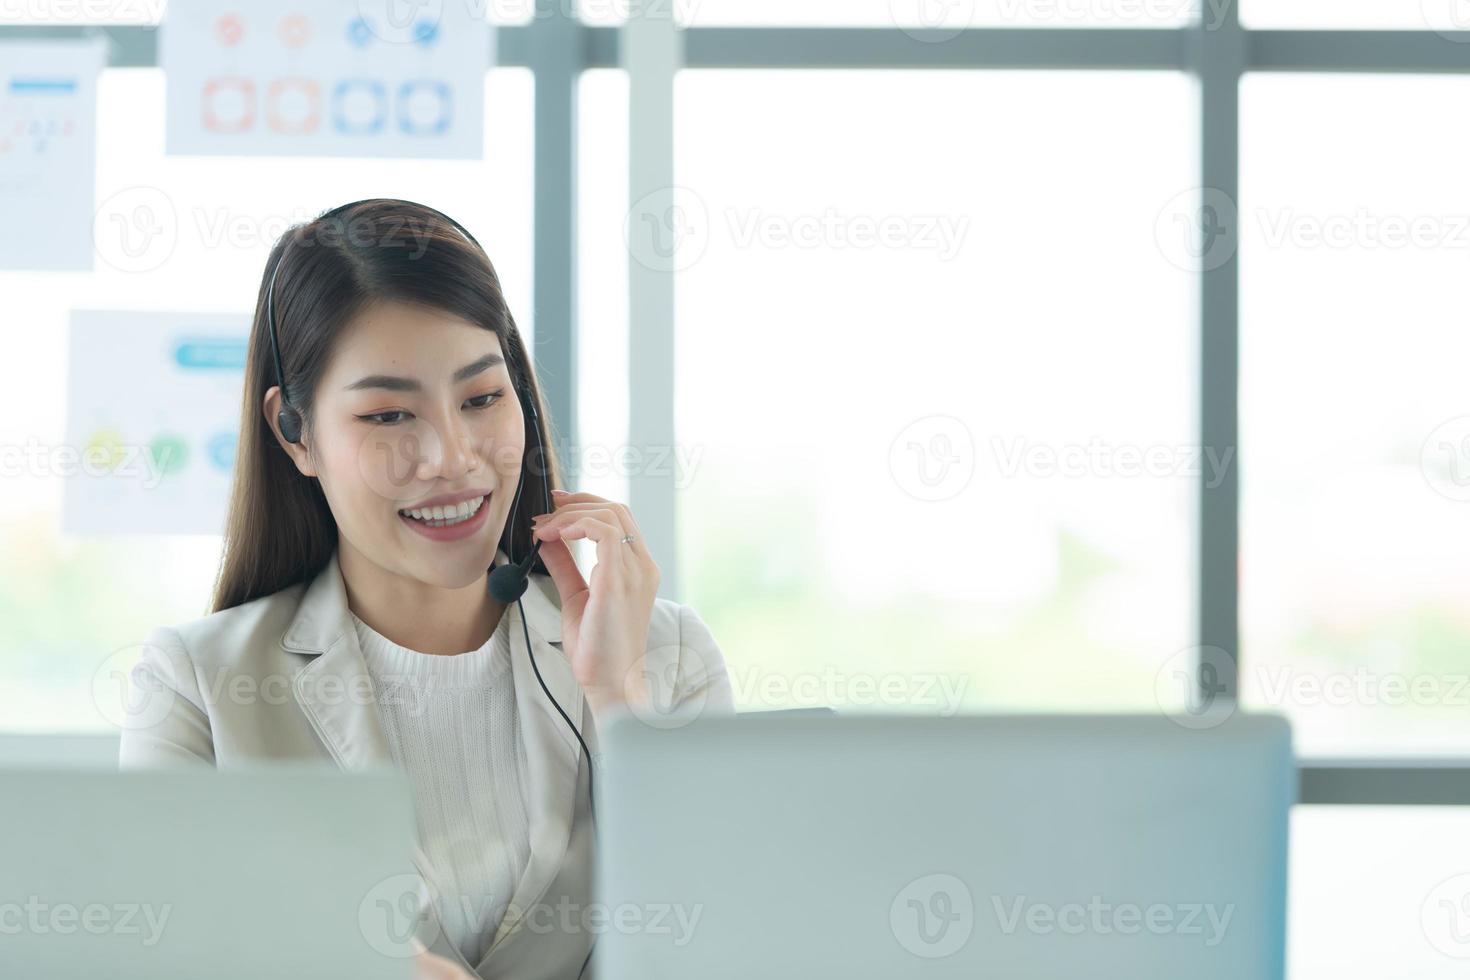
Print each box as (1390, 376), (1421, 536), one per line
(264, 204), (600, 971)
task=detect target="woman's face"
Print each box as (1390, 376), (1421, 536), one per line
(269, 299), (525, 589)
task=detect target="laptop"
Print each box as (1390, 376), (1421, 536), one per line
(595, 712), (1293, 980)
(0, 764), (419, 979)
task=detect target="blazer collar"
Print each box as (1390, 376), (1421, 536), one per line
(281, 544), (583, 970)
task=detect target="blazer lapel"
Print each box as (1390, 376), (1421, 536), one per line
(281, 547), (466, 968)
(280, 545), (586, 969)
(281, 546), (396, 771)
(485, 546), (585, 954)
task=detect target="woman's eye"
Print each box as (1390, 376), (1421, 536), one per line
(357, 389), (502, 425)
(359, 410), (410, 425)
(466, 390), (504, 410)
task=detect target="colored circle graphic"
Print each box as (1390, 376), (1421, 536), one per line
(279, 14), (312, 48)
(84, 429), (127, 472)
(215, 14), (246, 47)
(207, 432), (238, 472)
(150, 434), (190, 477)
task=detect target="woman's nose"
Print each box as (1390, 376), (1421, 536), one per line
(414, 411), (480, 481)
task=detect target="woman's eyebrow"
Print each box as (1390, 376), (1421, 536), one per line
(343, 352), (505, 392)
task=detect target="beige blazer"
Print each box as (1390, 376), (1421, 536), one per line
(118, 544), (734, 979)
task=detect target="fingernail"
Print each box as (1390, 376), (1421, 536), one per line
(551, 489), (568, 496)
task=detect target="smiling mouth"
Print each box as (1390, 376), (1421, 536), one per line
(397, 494), (488, 527)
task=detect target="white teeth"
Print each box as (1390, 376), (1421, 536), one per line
(400, 495), (485, 527)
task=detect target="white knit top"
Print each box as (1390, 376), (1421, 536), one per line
(351, 609), (532, 970)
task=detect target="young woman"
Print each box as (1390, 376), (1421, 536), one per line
(118, 199), (734, 980)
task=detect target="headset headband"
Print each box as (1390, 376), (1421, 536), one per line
(265, 198), (486, 419)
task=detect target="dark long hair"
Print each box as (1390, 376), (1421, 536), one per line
(210, 199), (561, 613)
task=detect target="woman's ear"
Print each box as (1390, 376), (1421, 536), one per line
(262, 386), (318, 477)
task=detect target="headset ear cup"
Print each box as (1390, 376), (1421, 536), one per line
(278, 408), (302, 445)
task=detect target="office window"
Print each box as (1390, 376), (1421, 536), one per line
(0, 67), (534, 733)
(672, 69), (1197, 716)
(1241, 2), (1459, 30)
(1289, 807), (1470, 979)
(1240, 74), (1470, 756)
(577, 69), (632, 508)
(577, 0), (1196, 27)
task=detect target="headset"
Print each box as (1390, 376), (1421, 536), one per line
(265, 200), (597, 976)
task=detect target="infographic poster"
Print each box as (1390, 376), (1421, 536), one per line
(0, 39), (106, 270)
(64, 311), (249, 536)
(163, 0), (492, 159)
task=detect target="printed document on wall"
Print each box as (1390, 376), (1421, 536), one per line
(64, 311), (249, 536)
(163, 0), (493, 159)
(0, 39), (106, 270)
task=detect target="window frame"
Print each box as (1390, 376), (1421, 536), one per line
(9, 13), (1470, 801)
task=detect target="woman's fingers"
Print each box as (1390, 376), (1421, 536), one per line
(535, 502), (626, 529)
(532, 531), (588, 606)
(531, 489), (662, 610)
(534, 502), (651, 563)
(546, 516), (633, 578)
(540, 492), (642, 539)
(534, 507), (621, 536)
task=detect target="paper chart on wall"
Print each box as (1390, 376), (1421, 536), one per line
(0, 39), (106, 270)
(162, 0), (493, 159)
(64, 310), (250, 537)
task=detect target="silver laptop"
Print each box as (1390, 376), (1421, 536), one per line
(0, 765), (419, 979)
(595, 712), (1293, 980)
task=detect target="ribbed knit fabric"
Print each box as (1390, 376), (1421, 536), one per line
(351, 609), (532, 970)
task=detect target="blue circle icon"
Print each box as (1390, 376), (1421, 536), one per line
(346, 16), (373, 48)
(412, 18), (440, 47)
(207, 432), (238, 472)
